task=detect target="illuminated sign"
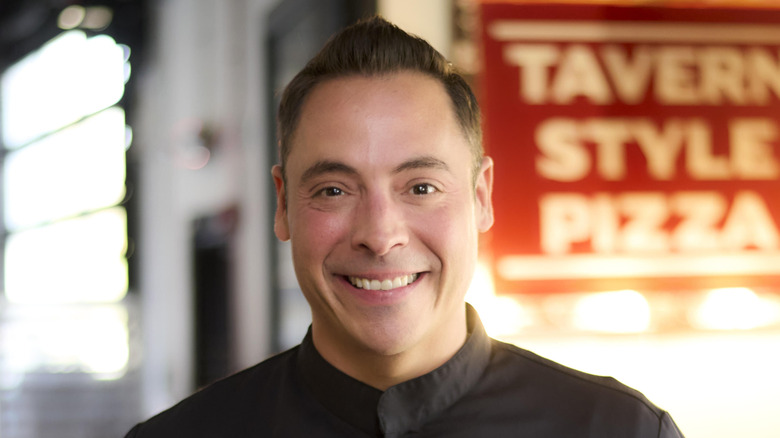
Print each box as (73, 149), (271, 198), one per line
(479, 3), (780, 293)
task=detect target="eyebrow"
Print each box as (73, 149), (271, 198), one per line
(392, 156), (450, 174)
(299, 155), (450, 184)
(300, 160), (359, 184)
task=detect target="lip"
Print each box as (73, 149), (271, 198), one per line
(336, 272), (424, 306)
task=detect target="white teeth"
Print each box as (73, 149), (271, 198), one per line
(349, 273), (419, 291)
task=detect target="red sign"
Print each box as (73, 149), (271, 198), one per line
(479, 2), (780, 293)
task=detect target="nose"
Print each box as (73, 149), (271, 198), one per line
(351, 191), (409, 256)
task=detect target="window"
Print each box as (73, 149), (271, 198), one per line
(1, 29), (131, 377)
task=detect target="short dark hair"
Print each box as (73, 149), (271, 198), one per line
(276, 16), (482, 182)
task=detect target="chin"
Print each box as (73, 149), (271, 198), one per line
(355, 321), (420, 356)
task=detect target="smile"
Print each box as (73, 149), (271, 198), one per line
(348, 273), (419, 291)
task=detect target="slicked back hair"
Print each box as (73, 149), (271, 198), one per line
(276, 16), (483, 184)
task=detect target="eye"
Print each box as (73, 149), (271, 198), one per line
(410, 183), (438, 196)
(319, 186), (344, 197)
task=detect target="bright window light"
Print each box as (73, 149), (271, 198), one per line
(0, 26), (132, 388)
(690, 287), (780, 330)
(4, 208), (128, 304)
(1, 30), (126, 148)
(1, 304), (129, 378)
(572, 290), (651, 333)
(3, 107), (127, 231)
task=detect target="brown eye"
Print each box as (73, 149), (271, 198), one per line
(315, 187), (344, 198)
(320, 187), (344, 197)
(411, 184), (437, 195)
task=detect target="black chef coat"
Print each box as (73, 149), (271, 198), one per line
(125, 305), (684, 437)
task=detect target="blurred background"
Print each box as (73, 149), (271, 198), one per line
(0, 0), (778, 437)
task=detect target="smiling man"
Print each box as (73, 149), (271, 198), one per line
(272, 69), (493, 391)
(125, 16), (684, 438)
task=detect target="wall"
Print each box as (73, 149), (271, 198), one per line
(133, 0), (277, 415)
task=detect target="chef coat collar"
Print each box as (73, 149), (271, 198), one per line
(297, 304), (492, 436)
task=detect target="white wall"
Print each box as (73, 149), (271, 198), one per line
(378, 0), (452, 57)
(133, 0), (278, 415)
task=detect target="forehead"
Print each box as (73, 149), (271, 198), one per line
(287, 72), (469, 174)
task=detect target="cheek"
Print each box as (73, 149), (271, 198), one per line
(412, 202), (479, 259)
(290, 209), (350, 261)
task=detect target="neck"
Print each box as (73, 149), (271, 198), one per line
(312, 313), (468, 390)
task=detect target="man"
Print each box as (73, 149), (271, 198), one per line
(126, 16), (684, 437)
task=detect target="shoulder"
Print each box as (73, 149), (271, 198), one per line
(126, 346), (301, 437)
(491, 338), (660, 410)
(477, 339), (679, 436)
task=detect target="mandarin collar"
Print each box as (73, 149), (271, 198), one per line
(297, 304), (492, 436)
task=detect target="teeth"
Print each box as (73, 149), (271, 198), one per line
(349, 273), (419, 291)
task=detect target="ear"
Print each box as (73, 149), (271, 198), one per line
(271, 165), (291, 241)
(474, 156), (495, 232)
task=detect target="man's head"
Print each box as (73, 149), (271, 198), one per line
(277, 16), (483, 184)
(272, 16), (493, 389)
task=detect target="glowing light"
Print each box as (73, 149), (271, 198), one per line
(81, 6), (113, 30)
(466, 263), (532, 336)
(4, 208), (128, 304)
(78, 307), (130, 376)
(1, 31), (126, 148)
(57, 5), (113, 31)
(691, 288), (780, 331)
(572, 290), (651, 333)
(58, 6), (86, 30)
(3, 107), (127, 230)
(1, 304), (129, 378)
(498, 253), (780, 280)
(512, 331), (780, 438)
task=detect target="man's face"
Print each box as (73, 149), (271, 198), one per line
(273, 71), (493, 363)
